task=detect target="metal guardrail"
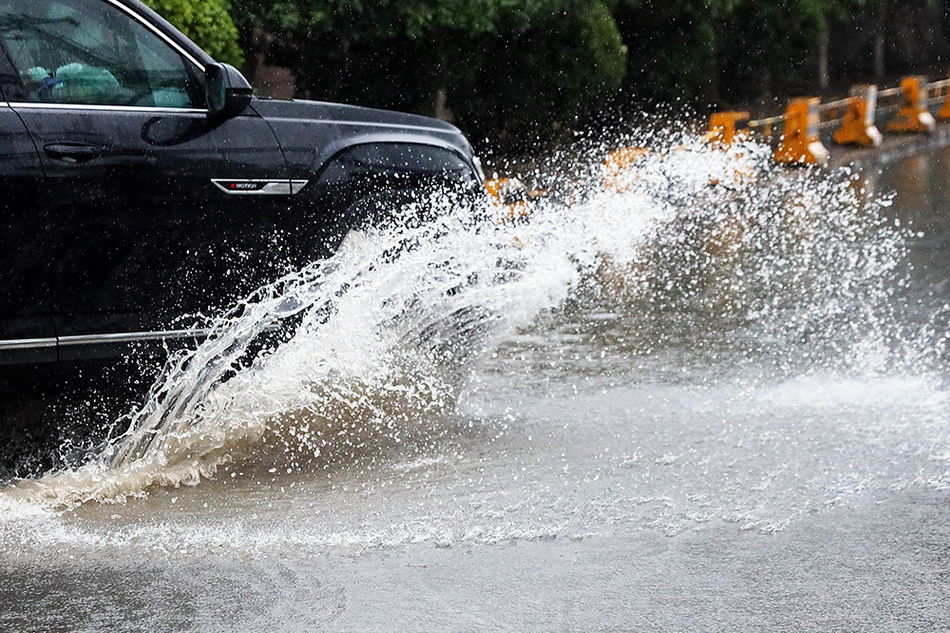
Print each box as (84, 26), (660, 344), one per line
(706, 72), (950, 165)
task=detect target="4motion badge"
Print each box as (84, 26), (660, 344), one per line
(211, 179), (309, 195)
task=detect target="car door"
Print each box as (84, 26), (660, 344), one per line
(0, 86), (55, 364)
(0, 0), (295, 357)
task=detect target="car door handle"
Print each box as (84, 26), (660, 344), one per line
(44, 143), (101, 163)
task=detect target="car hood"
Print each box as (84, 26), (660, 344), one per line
(250, 97), (478, 178)
(251, 98), (462, 136)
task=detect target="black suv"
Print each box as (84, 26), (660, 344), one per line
(0, 0), (482, 366)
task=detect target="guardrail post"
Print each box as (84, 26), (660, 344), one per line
(833, 85), (883, 147)
(705, 111), (750, 147)
(774, 97), (829, 166)
(939, 75), (950, 120)
(888, 76), (936, 133)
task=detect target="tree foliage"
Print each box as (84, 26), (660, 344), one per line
(231, 0), (626, 152)
(188, 0), (949, 152)
(141, 0), (243, 66)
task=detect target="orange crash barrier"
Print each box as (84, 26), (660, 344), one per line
(774, 97), (829, 166)
(888, 76), (936, 133)
(833, 85), (883, 148)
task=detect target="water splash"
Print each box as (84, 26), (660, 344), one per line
(3, 134), (922, 508)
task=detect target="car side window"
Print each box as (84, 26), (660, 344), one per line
(0, 0), (200, 108)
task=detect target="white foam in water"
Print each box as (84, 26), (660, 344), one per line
(0, 133), (936, 517)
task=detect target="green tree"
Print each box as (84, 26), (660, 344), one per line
(716, 0), (826, 102)
(611, 0), (739, 106)
(142, 0), (243, 66)
(231, 0), (627, 153)
(717, 0), (886, 102)
(610, 0), (892, 106)
(834, 0), (949, 79)
(449, 1), (627, 152)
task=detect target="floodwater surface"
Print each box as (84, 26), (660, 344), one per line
(2, 136), (949, 632)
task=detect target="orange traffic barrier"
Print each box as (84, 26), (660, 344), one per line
(774, 97), (829, 166)
(486, 177), (531, 222)
(486, 177), (550, 222)
(705, 111), (750, 147)
(888, 76), (936, 133)
(833, 85), (883, 148)
(603, 147), (649, 192)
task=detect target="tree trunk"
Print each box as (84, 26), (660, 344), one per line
(873, 1), (887, 79)
(425, 42), (454, 123)
(433, 87), (454, 123)
(759, 67), (772, 103)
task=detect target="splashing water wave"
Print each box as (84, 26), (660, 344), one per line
(2, 134), (926, 508)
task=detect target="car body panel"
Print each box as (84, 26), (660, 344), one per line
(0, 0), (481, 365)
(252, 98), (477, 186)
(14, 104), (294, 342)
(0, 104), (56, 364)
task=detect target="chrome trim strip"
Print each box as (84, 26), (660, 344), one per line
(7, 102), (206, 114)
(0, 323), (291, 353)
(0, 328), (211, 352)
(211, 179), (309, 196)
(279, 117), (456, 135)
(58, 328), (214, 347)
(0, 338), (57, 351)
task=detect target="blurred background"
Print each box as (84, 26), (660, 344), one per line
(145, 0), (950, 155)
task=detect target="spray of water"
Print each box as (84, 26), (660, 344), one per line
(3, 133), (921, 508)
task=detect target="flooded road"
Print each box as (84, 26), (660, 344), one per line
(2, 138), (950, 631)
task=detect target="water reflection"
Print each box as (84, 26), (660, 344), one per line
(1, 137), (950, 632)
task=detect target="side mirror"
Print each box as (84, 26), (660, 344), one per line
(205, 63), (252, 118)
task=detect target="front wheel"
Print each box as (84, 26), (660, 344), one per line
(345, 188), (432, 233)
